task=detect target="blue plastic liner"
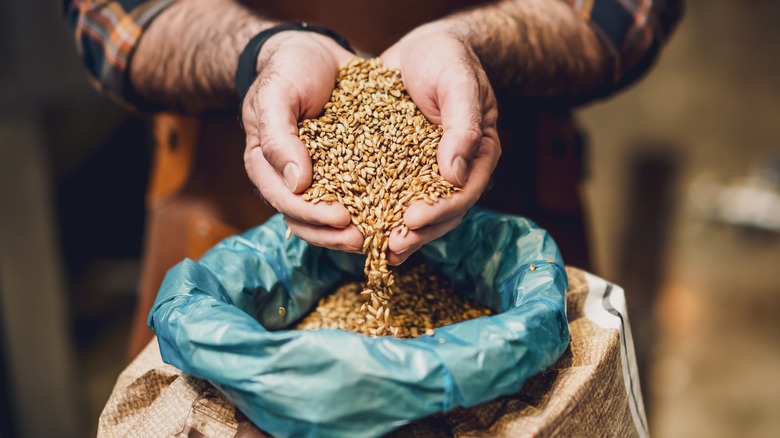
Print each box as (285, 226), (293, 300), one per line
(149, 207), (570, 437)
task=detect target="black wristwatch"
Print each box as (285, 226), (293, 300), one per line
(236, 22), (355, 100)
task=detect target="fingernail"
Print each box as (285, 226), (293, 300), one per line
(283, 163), (300, 192)
(453, 156), (469, 187)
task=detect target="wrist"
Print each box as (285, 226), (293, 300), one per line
(405, 20), (466, 45)
(391, 20), (480, 68)
(256, 31), (347, 72)
(236, 22), (354, 100)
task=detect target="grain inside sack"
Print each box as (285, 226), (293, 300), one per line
(296, 58), (490, 337)
(296, 262), (491, 338)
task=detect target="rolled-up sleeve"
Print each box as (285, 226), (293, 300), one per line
(63, 0), (175, 108)
(562, 0), (684, 97)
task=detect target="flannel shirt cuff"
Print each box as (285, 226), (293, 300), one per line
(67, 0), (175, 110)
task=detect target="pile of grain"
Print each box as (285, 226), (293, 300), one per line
(295, 262), (491, 338)
(297, 58), (463, 336)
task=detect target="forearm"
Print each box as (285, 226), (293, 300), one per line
(438, 0), (613, 97)
(130, 0), (275, 111)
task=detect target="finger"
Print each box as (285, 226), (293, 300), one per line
(246, 147), (352, 227)
(285, 216), (364, 252)
(386, 213), (466, 265)
(404, 135), (500, 229)
(250, 76), (314, 194)
(436, 64), (484, 188)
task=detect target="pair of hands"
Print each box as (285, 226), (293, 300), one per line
(243, 23), (501, 265)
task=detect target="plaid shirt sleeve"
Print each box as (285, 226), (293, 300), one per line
(562, 0), (684, 95)
(64, 0), (681, 108)
(63, 0), (175, 108)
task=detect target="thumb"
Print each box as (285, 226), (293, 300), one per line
(245, 79), (313, 193)
(435, 66), (482, 187)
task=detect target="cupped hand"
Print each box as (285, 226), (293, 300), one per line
(380, 23), (501, 265)
(243, 31), (364, 252)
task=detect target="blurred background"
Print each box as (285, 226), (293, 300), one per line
(0, 0), (778, 437)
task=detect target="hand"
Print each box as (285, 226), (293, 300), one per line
(380, 23), (501, 265)
(243, 31), (364, 252)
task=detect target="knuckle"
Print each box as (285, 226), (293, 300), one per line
(448, 127), (482, 157)
(488, 137), (502, 160)
(261, 139), (284, 166)
(462, 126), (482, 145)
(241, 104), (253, 125)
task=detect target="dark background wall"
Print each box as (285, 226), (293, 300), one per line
(0, 1), (779, 437)
(0, 2), (150, 436)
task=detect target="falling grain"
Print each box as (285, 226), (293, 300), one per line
(298, 58), (462, 336)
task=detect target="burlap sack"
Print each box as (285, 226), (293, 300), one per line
(99, 268), (647, 437)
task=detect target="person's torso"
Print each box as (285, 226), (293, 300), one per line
(244, 0), (486, 55)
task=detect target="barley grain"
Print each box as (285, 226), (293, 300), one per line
(295, 263), (492, 338)
(298, 58), (463, 336)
